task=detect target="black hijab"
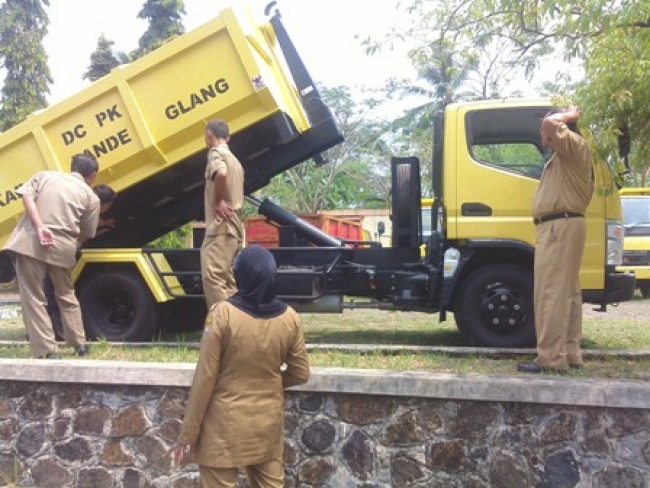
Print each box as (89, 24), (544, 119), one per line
(226, 245), (288, 318)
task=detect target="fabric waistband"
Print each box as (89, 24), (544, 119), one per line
(533, 212), (583, 225)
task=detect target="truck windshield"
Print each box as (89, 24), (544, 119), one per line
(621, 196), (650, 232)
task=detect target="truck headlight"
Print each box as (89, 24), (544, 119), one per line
(607, 220), (624, 266)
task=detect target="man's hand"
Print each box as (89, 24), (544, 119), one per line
(37, 226), (54, 247)
(564, 105), (582, 122)
(165, 442), (195, 467)
(546, 105), (581, 124)
(213, 200), (234, 220)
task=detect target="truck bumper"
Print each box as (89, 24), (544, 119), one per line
(618, 265), (650, 282)
(583, 271), (636, 304)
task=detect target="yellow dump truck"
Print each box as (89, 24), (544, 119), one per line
(619, 187), (650, 298)
(0, 5), (634, 347)
(0, 4), (343, 340)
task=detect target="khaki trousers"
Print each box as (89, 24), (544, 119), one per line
(534, 218), (586, 369)
(200, 233), (242, 309)
(199, 458), (284, 488)
(14, 254), (86, 357)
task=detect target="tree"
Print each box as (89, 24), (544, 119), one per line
(382, 0), (650, 180)
(132, 0), (186, 60)
(83, 35), (122, 82)
(0, 0), (52, 131)
(257, 85), (394, 213)
(577, 28), (650, 186)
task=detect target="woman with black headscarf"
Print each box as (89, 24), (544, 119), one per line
(169, 245), (310, 487)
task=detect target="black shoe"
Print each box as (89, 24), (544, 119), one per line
(517, 361), (543, 373)
(517, 361), (567, 375)
(76, 346), (90, 357)
(39, 351), (61, 359)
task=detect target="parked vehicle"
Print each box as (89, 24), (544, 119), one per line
(619, 188), (650, 298)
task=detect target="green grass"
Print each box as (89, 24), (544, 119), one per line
(1, 296), (649, 380)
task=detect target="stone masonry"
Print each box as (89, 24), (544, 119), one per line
(0, 360), (648, 487)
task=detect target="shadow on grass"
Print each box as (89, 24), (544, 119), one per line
(156, 326), (471, 347)
(305, 328), (470, 347)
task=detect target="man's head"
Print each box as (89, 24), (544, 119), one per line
(71, 152), (99, 185)
(93, 184), (116, 214)
(540, 106), (582, 150)
(205, 119), (230, 148)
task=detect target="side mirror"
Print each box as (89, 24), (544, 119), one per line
(377, 221), (385, 237)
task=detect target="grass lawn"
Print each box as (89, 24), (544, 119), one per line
(1, 295), (649, 380)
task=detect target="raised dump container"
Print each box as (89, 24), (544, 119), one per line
(0, 4), (341, 254)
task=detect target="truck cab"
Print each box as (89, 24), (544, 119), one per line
(432, 100), (634, 346)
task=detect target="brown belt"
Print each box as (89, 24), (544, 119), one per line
(533, 212), (583, 225)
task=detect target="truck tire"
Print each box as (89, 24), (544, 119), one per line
(77, 271), (159, 342)
(0, 253), (15, 284)
(454, 264), (536, 348)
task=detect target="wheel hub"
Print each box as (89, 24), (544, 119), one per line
(481, 284), (527, 333)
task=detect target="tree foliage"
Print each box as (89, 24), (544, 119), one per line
(376, 0), (650, 184)
(258, 85), (395, 213)
(0, 0), (51, 131)
(83, 35), (122, 82)
(577, 26), (650, 186)
(132, 0), (186, 60)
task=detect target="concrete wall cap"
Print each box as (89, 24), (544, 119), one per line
(0, 359), (648, 410)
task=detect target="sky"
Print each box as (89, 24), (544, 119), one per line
(42, 0), (574, 115)
(44, 0), (417, 106)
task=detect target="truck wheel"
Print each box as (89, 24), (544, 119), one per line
(640, 283), (650, 299)
(0, 253), (15, 284)
(454, 264), (536, 348)
(77, 271), (159, 342)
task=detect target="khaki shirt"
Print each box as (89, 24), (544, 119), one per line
(3, 171), (100, 268)
(532, 123), (594, 218)
(178, 302), (310, 468)
(203, 143), (244, 239)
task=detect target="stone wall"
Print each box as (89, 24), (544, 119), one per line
(0, 360), (649, 487)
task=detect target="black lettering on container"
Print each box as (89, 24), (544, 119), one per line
(86, 129), (133, 158)
(164, 78), (230, 120)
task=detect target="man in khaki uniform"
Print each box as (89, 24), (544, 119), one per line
(168, 245), (310, 487)
(3, 153), (100, 358)
(518, 106), (594, 374)
(201, 119), (245, 309)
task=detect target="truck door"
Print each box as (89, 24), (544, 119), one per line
(451, 103), (607, 292)
(448, 104), (547, 247)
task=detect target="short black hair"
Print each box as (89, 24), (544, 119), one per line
(206, 119), (230, 139)
(93, 184), (116, 205)
(71, 152), (99, 177)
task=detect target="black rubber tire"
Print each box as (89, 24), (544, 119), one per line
(0, 253), (15, 284)
(77, 271), (160, 342)
(454, 264), (536, 348)
(639, 284), (650, 299)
